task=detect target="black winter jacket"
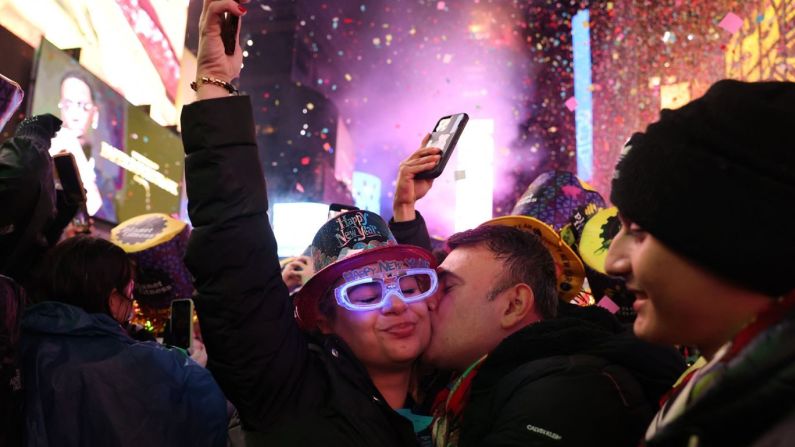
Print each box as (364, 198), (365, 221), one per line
(181, 96), (418, 447)
(389, 212), (433, 252)
(459, 302), (685, 447)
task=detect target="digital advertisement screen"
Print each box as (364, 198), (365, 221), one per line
(30, 39), (183, 224)
(119, 105), (183, 222)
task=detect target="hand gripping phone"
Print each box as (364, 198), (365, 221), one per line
(416, 113), (469, 179)
(52, 152), (87, 206)
(52, 152), (91, 232)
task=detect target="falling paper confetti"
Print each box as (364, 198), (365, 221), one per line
(564, 97), (578, 111)
(718, 12), (743, 34)
(597, 296), (620, 314)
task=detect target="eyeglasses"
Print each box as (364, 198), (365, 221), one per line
(57, 99), (95, 112)
(334, 268), (438, 312)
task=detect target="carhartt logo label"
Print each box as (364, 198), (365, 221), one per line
(526, 424), (562, 441)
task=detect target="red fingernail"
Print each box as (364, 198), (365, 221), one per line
(238, 5), (247, 13)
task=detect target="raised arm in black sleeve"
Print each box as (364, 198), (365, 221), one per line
(181, 96), (324, 432)
(389, 210), (433, 251)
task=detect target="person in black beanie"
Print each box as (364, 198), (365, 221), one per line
(605, 79), (795, 447)
(0, 114), (65, 285)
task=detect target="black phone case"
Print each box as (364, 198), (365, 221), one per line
(170, 299), (193, 350)
(328, 203), (359, 220)
(328, 203), (359, 213)
(221, 1), (241, 55)
(415, 113), (469, 179)
(53, 153), (87, 205)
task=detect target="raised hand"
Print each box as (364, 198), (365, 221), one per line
(195, 0), (249, 100)
(281, 256), (312, 293)
(392, 133), (442, 222)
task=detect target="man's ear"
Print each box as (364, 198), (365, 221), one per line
(499, 283), (537, 330)
(316, 314), (334, 334)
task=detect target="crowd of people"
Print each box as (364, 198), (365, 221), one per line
(1, 0), (794, 446)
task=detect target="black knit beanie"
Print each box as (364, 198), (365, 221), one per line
(0, 114), (61, 279)
(610, 79), (795, 297)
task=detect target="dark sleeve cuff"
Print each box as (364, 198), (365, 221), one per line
(389, 210), (433, 251)
(181, 96), (256, 155)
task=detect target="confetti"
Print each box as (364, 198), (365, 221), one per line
(233, 0), (793, 238)
(564, 97), (578, 111)
(718, 12), (743, 34)
(597, 297), (620, 314)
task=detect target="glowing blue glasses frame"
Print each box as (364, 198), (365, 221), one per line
(334, 268), (439, 312)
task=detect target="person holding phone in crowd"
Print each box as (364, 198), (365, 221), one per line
(49, 72), (104, 216)
(389, 126), (685, 447)
(181, 1), (439, 445)
(19, 236), (227, 446)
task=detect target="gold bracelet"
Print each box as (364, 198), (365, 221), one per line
(190, 76), (239, 95)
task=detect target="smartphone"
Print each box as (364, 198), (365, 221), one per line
(328, 203), (359, 220)
(221, 0), (241, 56)
(0, 73), (24, 132)
(170, 298), (194, 351)
(52, 152), (86, 206)
(415, 113), (469, 180)
(52, 152), (92, 232)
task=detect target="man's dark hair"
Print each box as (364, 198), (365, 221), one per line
(447, 225), (558, 319)
(31, 236), (133, 316)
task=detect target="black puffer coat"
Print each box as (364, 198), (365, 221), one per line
(459, 302), (685, 447)
(181, 96), (418, 447)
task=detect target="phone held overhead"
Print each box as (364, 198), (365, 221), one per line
(416, 112), (469, 179)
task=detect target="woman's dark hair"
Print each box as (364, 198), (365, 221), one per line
(32, 236), (133, 316)
(317, 286), (340, 323)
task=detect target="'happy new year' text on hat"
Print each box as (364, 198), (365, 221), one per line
(293, 209), (437, 330)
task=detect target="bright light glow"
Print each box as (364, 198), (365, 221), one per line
(272, 202), (330, 257)
(0, 0), (188, 126)
(572, 9), (594, 182)
(454, 119), (494, 232)
(352, 171), (382, 214)
(100, 142), (179, 196)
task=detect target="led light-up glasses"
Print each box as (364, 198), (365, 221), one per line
(334, 268), (438, 311)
